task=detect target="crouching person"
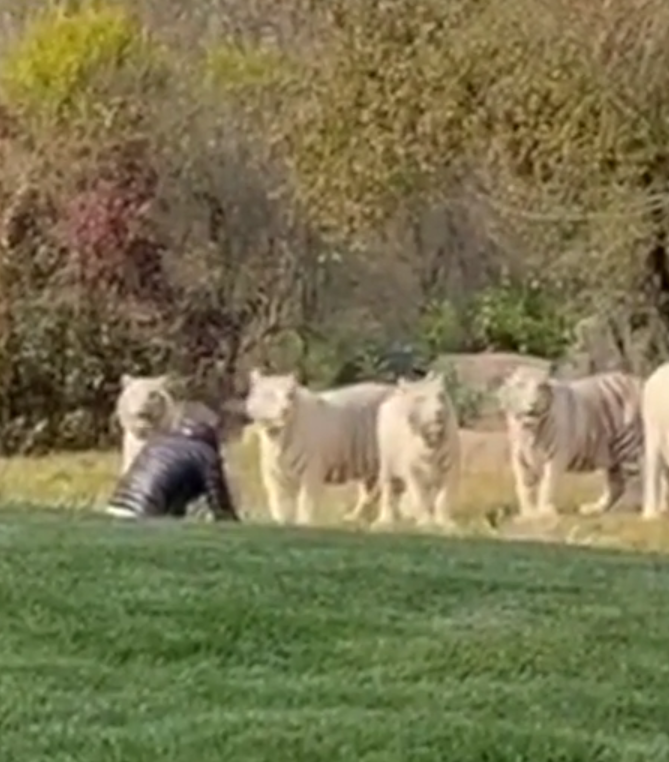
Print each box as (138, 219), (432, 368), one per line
(105, 419), (240, 522)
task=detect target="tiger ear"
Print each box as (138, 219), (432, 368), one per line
(249, 367), (263, 385)
(496, 379), (512, 410)
(397, 376), (410, 391)
(121, 373), (134, 389)
(159, 373), (183, 396)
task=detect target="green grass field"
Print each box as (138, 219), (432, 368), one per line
(1, 510), (669, 761)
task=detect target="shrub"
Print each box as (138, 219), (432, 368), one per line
(470, 275), (573, 359)
(429, 358), (488, 428)
(204, 42), (293, 93)
(415, 299), (469, 356)
(0, 2), (161, 127)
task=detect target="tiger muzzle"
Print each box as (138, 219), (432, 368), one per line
(422, 420), (446, 446)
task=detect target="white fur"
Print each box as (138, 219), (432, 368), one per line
(245, 368), (394, 525)
(375, 371), (460, 530)
(104, 505), (139, 520)
(641, 361), (669, 519)
(498, 367), (643, 518)
(115, 373), (219, 475)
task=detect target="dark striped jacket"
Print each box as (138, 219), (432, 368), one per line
(107, 423), (239, 521)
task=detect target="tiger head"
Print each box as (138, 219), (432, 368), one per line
(116, 373), (177, 437)
(498, 367), (553, 427)
(245, 368), (300, 435)
(399, 371), (452, 447)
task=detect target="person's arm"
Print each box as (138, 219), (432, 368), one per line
(201, 448), (240, 522)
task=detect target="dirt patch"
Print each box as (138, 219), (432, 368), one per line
(461, 428), (509, 470)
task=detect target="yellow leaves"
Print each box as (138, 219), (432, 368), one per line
(204, 42), (295, 94)
(0, 1), (163, 128)
(275, 0), (469, 235)
(253, 0), (669, 243)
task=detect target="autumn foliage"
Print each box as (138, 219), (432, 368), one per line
(0, 0), (668, 452)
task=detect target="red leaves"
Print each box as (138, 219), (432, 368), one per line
(57, 144), (166, 299)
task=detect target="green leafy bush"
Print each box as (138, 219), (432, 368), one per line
(429, 358), (488, 428)
(415, 299), (469, 355)
(470, 275), (572, 359)
(270, 331), (485, 426)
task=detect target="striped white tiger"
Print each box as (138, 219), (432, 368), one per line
(375, 371), (461, 530)
(641, 361), (669, 519)
(244, 368), (394, 525)
(116, 373), (220, 475)
(498, 367), (643, 518)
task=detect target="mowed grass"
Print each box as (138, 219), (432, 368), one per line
(1, 511), (669, 761)
(1, 429), (669, 553)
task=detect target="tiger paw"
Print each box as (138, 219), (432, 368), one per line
(578, 501), (607, 516)
(413, 516), (439, 533)
(342, 511), (362, 523)
(434, 516), (458, 534)
(370, 518), (394, 532)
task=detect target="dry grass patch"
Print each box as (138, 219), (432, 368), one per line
(0, 450), (119, 509)
(0, 427), (665, 553)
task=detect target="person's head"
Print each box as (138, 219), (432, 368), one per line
(177, 418), (220, 450)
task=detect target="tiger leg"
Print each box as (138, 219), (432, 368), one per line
(511, 447), (538, 516)
(660, 460), (669, 508)
(434, 464), (459, 531)
(433, 486), (456, 531)
(580, 467), (625, 515)
(261, 465), (296, 525)
(344, 477), (379, 522)
(404, 475), (434, 528)
(372, 469), (400, 528)
(642, 430), (667, 519)
(264, 480), (296, 525)
(536, 459), (560, 516)
(657, 461), (669, 517)
(295, 470), (322, 526)
(121, 431), (146, 475)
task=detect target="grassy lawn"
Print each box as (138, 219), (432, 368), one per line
(1, 511), (669, 760)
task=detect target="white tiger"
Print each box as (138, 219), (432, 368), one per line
(116, 373), (220, 475)
(375, 371), (460, 530)
(498, 366), (643, 518)
(244, 368), (394, 525)
(641, 361), (669, 519)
